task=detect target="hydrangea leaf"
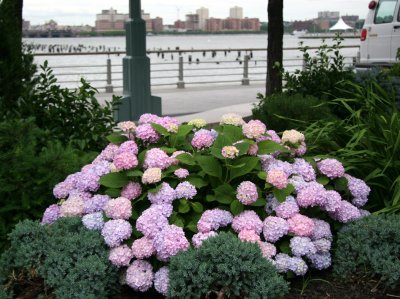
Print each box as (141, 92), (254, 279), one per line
(126, 170), (143, 177)
(100, 172), (129, 188)
(230, 200), (244, 215)
(195, 156), (223, 179)
(190, 202), (204, 214)
(151, 123), (170, 136)
(317, 175), (330, 185)
(229, 156), (259, 181)
(250, 198), (266, 207)
(187, 176), (208, 189)
(176, 153), (196, 165)
(257, 140), (289, 155)
(178, 199), (190, 214)
(106, 133), (128, 145)
(176, 124), (194, 137)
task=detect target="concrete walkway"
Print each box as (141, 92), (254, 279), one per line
(96, 83), (265, 123)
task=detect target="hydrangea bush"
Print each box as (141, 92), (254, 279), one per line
(41, 113), (371, 295)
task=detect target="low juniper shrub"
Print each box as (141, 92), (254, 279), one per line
(168, 232), (289, 299)
(334, 214), (400, 288)
(0, 217), (119, 299)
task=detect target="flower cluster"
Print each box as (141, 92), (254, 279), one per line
(42, 113), (372, 295)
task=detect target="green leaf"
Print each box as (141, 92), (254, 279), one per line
(317, 175), (330, 185)
(178, 199), (190, 214)
(210, 147), (225, 159)
(151, 123), (170, 136)
(100, 172), (129, 188)
(196, 156), (223, 179)
(159, 147), (177, 154)
(214, 184), (235, 204)
(335, 177), (348, 191)
(230, 200), (244, 215)
(148, 184), (163, 193)
(235, 142), (250, 155)
(257, 140), (289, 155)
(177, 124), (194, 137)
(106, 133), (128, 145)
(251, 198), (266, 207)
(273, 184), (295, 203)
(205, 194), (216, 202)
(223, 125), (244, 143)
(229, 156), (259, 181)
(126, 170), (143, 177)
(105, 188), (121, 198)
(258, 171), (267, 180)
(170, 213), (185, 227)
(279, 240), (291, 254)
(186, 176), (209, 188)
(186, 221), (198, 233)
(176, 153), (196, 165)
(190, 202), (204, 214)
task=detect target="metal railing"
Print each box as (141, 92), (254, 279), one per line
(33, 45), (360, 92)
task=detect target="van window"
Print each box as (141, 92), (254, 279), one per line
(374, 0), (397, 24)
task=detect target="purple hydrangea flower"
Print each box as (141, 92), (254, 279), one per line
(136, 205), (169, 238)
(317, 158), (345, 179)
(118, 140), (139, 155)
(82, 212), (104, 230)
(174, 168), (189, 179)
(108, 245), (133, 267)
(143, 148), (172, 170)
(289, 175), (309, 192)
(53, 181), (74, 199)
(345, 174), (371, 200)
(236, 181), (258, 205)
(312, 238), (332, 253)
(197, 209), (233, 233)
(258, 241), (277, 259)
(139, 113), (161, 124)
(60, 197), (85, 217)
(263, 216), (289, 243)
(310, 219), (332, 241)
(232, 210), (263, 234)
(175, 182), (197, 199)
(153, 225), (190, 261)
(131, 236), (155, 259)
(274, 253), (293, 273)
(41, 204), (61, 225)
(148, 182), (176, 205)
(192, 231), (218, 248)
(89, 160), (112, 177)
(290, 236), (317, 257)
(274, 196), (299, 219)
(292, 158), (316, 181)
(330, 201), (361, 223)
(75, 172), (100, 192)
(308, 252), (332, 270)
(242, 120), (266, 139)
(191, 129), (216, 149)
(101, 219), (132, 248)
(290, 256), (308, 276)
(260, 155), (293, 176)
(104, 197), (132, 220)
(135, 124), (160, 143)
(288, 214), (315, 237)
(296, 182), (326, 208)
(154, 267), (169, 296)
(99, 144), (119, 161)
(126, 260), (154, 292)
(121, 182), (142, 201)
(84, 194), (110, 214)
(113, 151), (138, 171)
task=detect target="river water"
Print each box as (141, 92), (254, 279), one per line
(24, 34), (360, 90)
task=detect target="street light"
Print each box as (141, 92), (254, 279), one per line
(115, 0), (162, 121)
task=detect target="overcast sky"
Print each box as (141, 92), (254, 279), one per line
(23, 0), (369, 26)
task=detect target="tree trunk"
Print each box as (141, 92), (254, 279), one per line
(266, 0), (283, 96)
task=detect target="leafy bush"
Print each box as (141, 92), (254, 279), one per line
(0, 217), (119, 299)
(334, 214), (400, 288)
(282, 35), (354, 102)
(12, 62), (119, 151)
(0, 118), (95, 251)
(168, 232), (289, 299)
(305, 80), (400, 213)
(252, 93), (335, 132)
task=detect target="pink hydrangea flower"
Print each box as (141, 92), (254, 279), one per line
(135, 124), (160, 143)
(247, 143), (259, 156)
(191, 129), (216, 149)
(117, 121), (136, 133)
(232, 210), (263, 234)
(60, 197), (85, 217)
(266, 169), (288, 189)
(242, 120), (266, 139)
(126, 260), (154, 292)
(221, 146), (240, 159)
(263, 216), (289, 243)
(113, 151), (138, 171)
(121, 182), (142, 200)
(131, 236), (155, 259)
(148, 182), (176, 205)
(101, 219), (132, 248)
(317, 158), (345, 179)
(99, 144), (119, 161)
(153, 225), (190, 261)
(236, 181), (258, 205)
(136, 205), (169, 238)
(154, 267), (169, 296)
(274, 197), (299, 219)
(104, 197), (132, 220)
(258, 241), (277, 259)
(288, 214), (315, 237)
(174, 168), (189, 179)
(175, 182), (197, 199)
(197, 209), (233, 233)
(144, 148), (172, 170)
(238, 230), (261, 243)
(330, 201), (361, 223)
(192, 231), (218, 248)
(296, 182), (326, 208)
(109, 245), (133, 267)
(118, 140), (139, 155)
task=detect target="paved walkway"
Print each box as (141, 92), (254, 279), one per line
(96, 83), (265, 123)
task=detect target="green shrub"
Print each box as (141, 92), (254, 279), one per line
(334, 215), (400, 288)
(305, 80), (400, 213)
(12, 62), (119, 152)
(282, 35), (354, 102)
(252, 93), (335, 132)
(0, 118), (96, 251)
(0, 217), (119, 299)
(168, 232), (289, 299)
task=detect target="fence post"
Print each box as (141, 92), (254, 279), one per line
(241, 55), (250, 85)
(105, 57), (113, 93)
(177, 56), (185, 89)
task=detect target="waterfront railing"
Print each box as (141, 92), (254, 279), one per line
(33, 46), (360, 92)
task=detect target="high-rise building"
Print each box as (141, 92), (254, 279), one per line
(206, 18), (223, 32)
(152, 17), (163, 33)
(241, 18), (261, 31)
(318, 11), (340, 20)
(185, 14), (199, 31)
(229, 6), (243, 19)
(95, 8), (128, 31)
(196, 7), (209, 31)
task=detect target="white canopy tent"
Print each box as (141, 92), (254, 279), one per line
(329, 17), (353, 31)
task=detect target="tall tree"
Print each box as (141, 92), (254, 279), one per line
(266, 0), (283, 96)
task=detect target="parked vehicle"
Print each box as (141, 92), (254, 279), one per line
(360, 0), (400, 64)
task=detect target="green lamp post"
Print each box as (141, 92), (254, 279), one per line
(115, 0), (162, 121)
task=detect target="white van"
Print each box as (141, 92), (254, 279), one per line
(360, 0), (400, 64)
